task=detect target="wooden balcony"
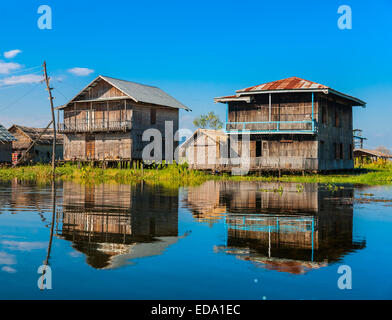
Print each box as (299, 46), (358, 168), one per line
(58, 120), (132, 133)
(225, 120), (317, 134)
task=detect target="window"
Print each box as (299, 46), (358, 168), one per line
(322, 106), (327, 125)
(262, 141), (269, 157)
(151, 108), (156, 125)
(340, 143), (344, 160)
(334, 143), (339, 160)
(256, 140), (262, 157)
(349, 144), (353, 160)
(335, 110), (340, 127)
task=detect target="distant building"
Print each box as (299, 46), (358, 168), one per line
(214, 76), (366, 171)
(180, 128), (228, 170)
(354, 148), (392, 164)
(8, 125), (63, 163)
(56, 75), (190, 162)
(0, 124), (16, 163)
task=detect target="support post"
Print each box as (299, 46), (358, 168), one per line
(43, 61), (57, 177)
(225, 104), (228, 131)
(106, 101), (109, 130)
(124, 100), (127, 127)
(269, 93), (272, 122)
(90, 102), (93, 131)
(311, 92), (314, 132)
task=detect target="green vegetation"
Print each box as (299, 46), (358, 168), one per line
(0, 162), (392, 186)
(0, 163), (215, 187)
(193, 112), (223, 130)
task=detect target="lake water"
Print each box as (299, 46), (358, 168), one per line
(0, 179), (391, 300)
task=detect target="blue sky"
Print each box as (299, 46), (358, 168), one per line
(0, 0), (391, 149)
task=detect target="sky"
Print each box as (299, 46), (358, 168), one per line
(0, 0), (391, 149)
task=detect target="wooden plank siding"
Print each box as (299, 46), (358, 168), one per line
(228, 93), (315, 123)
(60, 78), (179, 161)
(0, 142), (12, 162)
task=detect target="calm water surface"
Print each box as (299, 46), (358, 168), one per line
(0, 180), (391, 299)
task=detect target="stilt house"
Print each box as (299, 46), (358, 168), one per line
(56, 75), (190, 162)
(214, 76), (366, 171)
(8, 125), (63, 163)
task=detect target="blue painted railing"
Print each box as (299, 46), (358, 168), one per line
(225, 120), (317, 134)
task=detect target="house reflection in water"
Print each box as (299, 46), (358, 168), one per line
(185, 181), (366, 274)
(58, 182), (181, 269)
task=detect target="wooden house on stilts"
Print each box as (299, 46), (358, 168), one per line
(8, 125), (63, 163)
(56, 76), (190, 162)
(213, 77), (366, 172)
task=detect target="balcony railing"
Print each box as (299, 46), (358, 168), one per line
(58, 120), (132, 133)
(225, 120), (316, 134)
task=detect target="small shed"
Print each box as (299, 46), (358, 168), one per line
(354, 148), (392, 164)
(0, 124), (16, 163)
(180, 129), (228, 170)
(8, 125), (64, 163)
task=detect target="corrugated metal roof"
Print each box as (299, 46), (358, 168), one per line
(237, 76), (328, 92)
(59, 75), (190, 111)
(0, 124), (16, 142)
(101, 76), (190, 111)
(180, 128), (227, 149)
(354, 148), (392, 158)
(9, 125), (63, 144)
(215, 76), (366, 106)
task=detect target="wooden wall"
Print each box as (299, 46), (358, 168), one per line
(185, 133), (318, 171)
(131, 105), (179, 160)
(316, 95), (354, 170)
(75, 78), (127, 101)
(228, 92), (316, 123)
(0, 142), (12, 162)
(63, 132), (132, 160)
(62, 99), (179, 161)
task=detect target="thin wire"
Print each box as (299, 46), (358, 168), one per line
(0, 71), (43, 89)
(53, 87), (70, 101)
(0, 70), (44, 91)
(53, 78), (80, 93)
(0, 65), (42, 77)
(0, 81), (43, 112)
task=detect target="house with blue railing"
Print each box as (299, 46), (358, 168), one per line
(214, 77), (366, 171)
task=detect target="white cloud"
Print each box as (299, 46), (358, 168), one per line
(0, 240), (47, 251)
(0, 74), (43, 86)
(4, 49), (22, 59)
(1, 266), (17, 274)
(0, 252), (16, 265)
(0, 60), (22, 74)
(68, 67), (94, 76)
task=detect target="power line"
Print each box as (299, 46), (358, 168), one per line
(0, 65), (42, 77)
(53, 87), (70, 101)
(0, 81), (43, 112)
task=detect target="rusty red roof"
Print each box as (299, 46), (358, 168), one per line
(213, 95), (237, 100)
(237, 76), (328, 93)
(214, 76), (366, 106)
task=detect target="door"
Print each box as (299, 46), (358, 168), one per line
(85, 134), (95, 159)
(250, 141), (256, 158)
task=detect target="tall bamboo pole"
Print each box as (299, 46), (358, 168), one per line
(43, 61), (57, 177)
